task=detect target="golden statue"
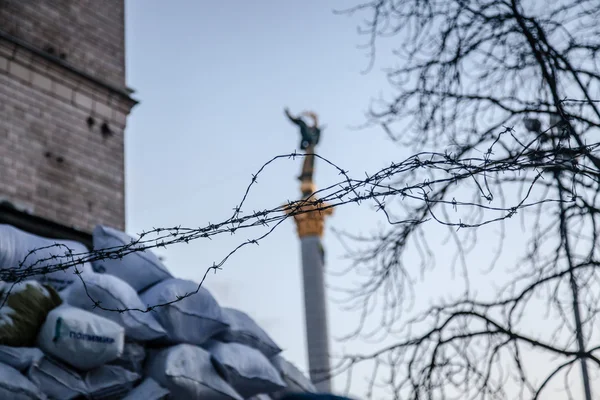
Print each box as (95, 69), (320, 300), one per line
(283, 108), (333, 238)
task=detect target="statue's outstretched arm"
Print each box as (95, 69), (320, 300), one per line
(284, 108), (302, 125)
(285, 108), (310, 136)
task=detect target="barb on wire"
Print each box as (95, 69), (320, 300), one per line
(0, 126), (592, 314)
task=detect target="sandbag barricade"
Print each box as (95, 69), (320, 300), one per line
(92, 225), (172, 292)
(84, 364), (140, 399)
(122, 377), (169, 400)
(62, 271), (167, 342)
(27, 356), (88, 399)
(0, 280), (62, 347)
(0, 345), (44, 371)
(140, 278), (229, 346)
(270, 355), (318, 397)
(217, 307), (283, 358)
(110, 341), (146, 374)
(145, 343), (243, 399)
(204, 340), (287, 398)
(0, 361), (48, 400)
(0, 223), (318, 399)
(0, 224), (93, 291)
(37, 304), (125, 371)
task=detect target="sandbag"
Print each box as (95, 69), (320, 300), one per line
(0, 280), (62, 346)
(140, 278), (229, 345)
(217, 307), (282, 357)
(0, 224), (93, 291)
(248, 395), (273, 400)
(84, 364), (140, 399)
(63, 271), (167, 341)
(27, 356), (87, 400)
(37, 304), (125, 371)
(0, 345), (43, 371)
(110, 341), (146, 374)
(122, 377), (170, 400)
(0, 361), (47, 399)
(92, 225), (172, 292)
(145, 343), (242, 400)
(204, 340), (287, 398)
(270, 355), (317, 396)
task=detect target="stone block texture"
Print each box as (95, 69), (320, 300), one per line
(0, 1), (136, 233)
(0, 0), (126, 88)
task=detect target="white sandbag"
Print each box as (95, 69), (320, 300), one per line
(217, 307), (282, 357)
(139, 278), (229, 345)
(247, 395), (273, 400)
(0, 362), (47, 400)
(92, 225), (172, 292)
(37, 304), (125, 371)
(269, 355), (317, 395)
(63, 271), (167, 341)
(110, 341), (146, 374)
(145, 343), (242, 400)
(84, 365), (140, 399)
(122, 378), (170, 400)
(0, 346), (43, 371)
(204, 340), (287, 398)
(27, 356), (86, 400)
(0, 224), (93, 291)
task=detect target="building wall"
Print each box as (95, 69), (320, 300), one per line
(0, 0), (126, 88)
(0, 1), (136, 233)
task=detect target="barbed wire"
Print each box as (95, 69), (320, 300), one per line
(0, 125), (596, 314)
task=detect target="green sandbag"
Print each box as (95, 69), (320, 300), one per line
(0, 280), (62, 347)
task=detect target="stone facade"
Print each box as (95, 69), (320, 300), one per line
(0, 1), (136, 233)
(0, 0), (126, 88)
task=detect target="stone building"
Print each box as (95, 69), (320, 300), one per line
(0, 0), (137, 246)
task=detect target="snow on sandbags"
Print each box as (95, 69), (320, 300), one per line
(92, 225), (172, 292)
(140, 278), (229, 345)
(122, 377), (170, 400)
(0, 346), (43, 371)
(145, 343), (243, 400)
(269, 355), (317, 396)
(63, 271), (167, 341)
(110, 341), (146, 374)
(37, 304), (125, 371)
(204, 340), (287, 398)
(217, 307), (282, 358)
(84, 364), (140, 399)
(0, 280), (62, 347)
(0, 361), (47, 400)
(27, 356), (87, 400)
(0, 224), (93, 291)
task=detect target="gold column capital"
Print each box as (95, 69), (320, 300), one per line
(284, 198), (333, 238)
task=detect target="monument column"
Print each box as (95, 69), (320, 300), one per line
(284, 109), (333, 393)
